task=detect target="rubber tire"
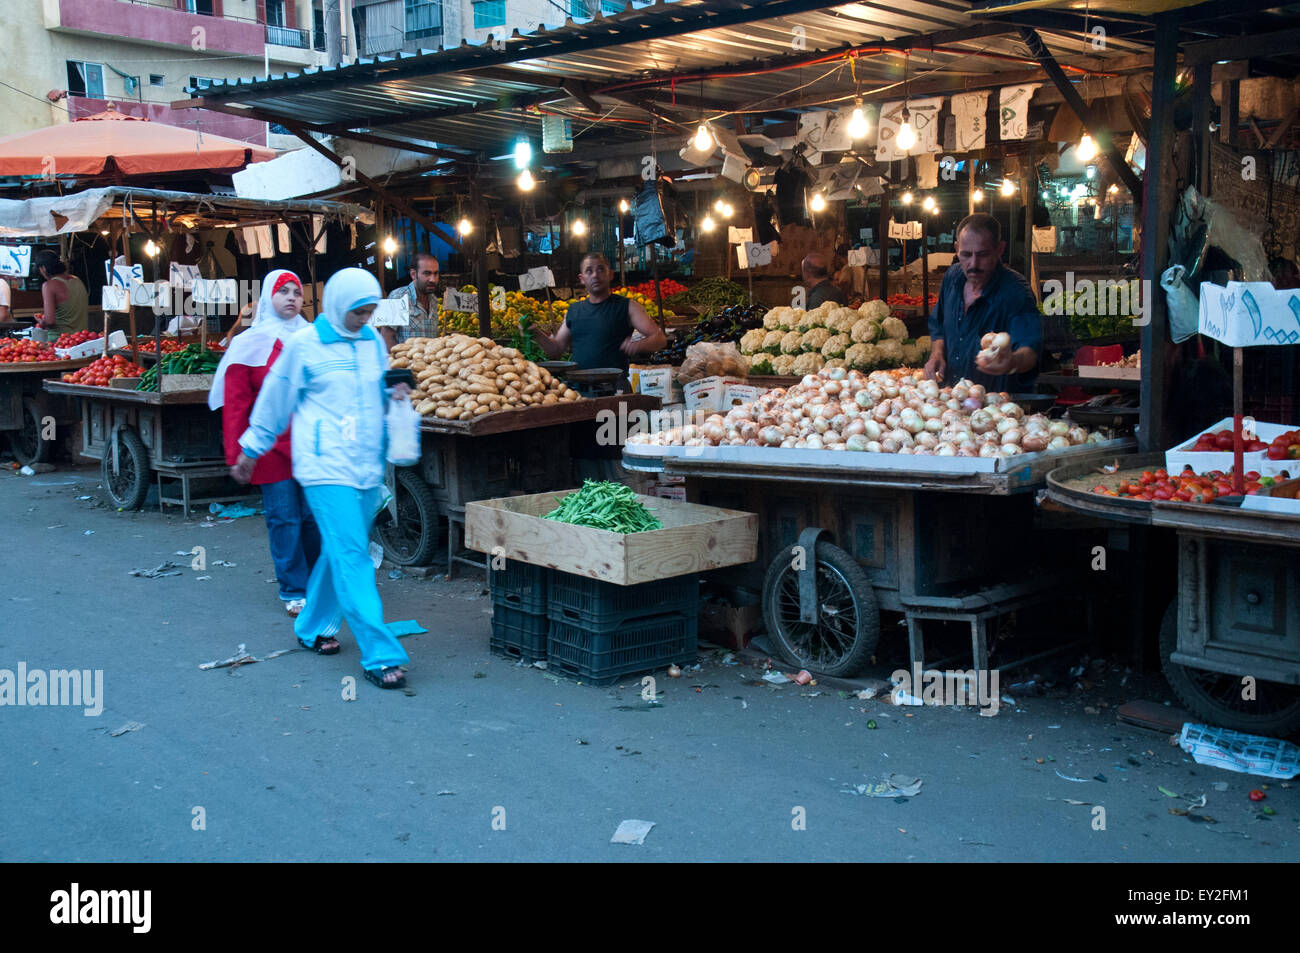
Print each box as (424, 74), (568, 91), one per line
(7, 397), (50, 467)
(1159, 599), (1300, 737)
(374, 467), (443, 567)
(761, 539), (879, 677)
(101, 427), (150, 511)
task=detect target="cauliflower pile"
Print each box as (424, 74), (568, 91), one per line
(733, 299), (921, 373)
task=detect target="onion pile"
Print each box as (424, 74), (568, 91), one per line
(626, 367), (1103, 456)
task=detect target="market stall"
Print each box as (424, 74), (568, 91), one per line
(0, 341), (93, 465)
(179, 0), (1300, 699)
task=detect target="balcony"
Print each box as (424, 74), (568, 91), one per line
(266, 23), (309, 48)
(53, 0), (265, 56)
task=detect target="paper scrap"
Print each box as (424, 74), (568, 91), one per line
(843, 774), (923, 798)
(109, 721), (145, 737)
(611, 819), (656, 845)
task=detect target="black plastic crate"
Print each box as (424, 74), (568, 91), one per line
(547, 572), (698, 631)
(488, 559), (550, 614)
(547, 613), (698, 685)
(489, 603), (549, 662)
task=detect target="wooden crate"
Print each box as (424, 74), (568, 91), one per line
(465, 490), (757, 585)
(161, 373), (215, 394)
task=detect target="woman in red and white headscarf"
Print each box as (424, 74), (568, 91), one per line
(210, 269), (323, 625)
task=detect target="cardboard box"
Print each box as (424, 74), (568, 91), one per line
(1165, 416), (1297, 479)
(55, 330), (127, 360)
(699, 604), (763, 651)
(652, 485), (687, 501)
(1079, 365), (1140, 381)
(160, 373), (215, 394)
(650, 402), (687, 432)
(684, 375), (746, 414)
(722, 383), (766, 409)
(631, 365), (678, 401)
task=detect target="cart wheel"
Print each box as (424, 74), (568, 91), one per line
(101, 428), (150, 511)
(1159, 600), (1300, 737)
(374, 468), (444, 566)
(7, 397), (50, 467)
(762, 540), (879, 677)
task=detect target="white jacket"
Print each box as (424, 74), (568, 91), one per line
(239, 318), (390, 489)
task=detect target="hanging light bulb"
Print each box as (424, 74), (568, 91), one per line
(1085, 164), (1096, 179)
(929, 205), (939, 215)
(382, 236), (398, 256)
(144, 239), (159, 257)
(572, 219), (587, 236)
(895, 108), (917, 153)
(457, 217), (473, 236)
(901, 191), (913, 205)
(972, 190), (984, 204)
(1076, 133), (1098, 162)
(848, 99), (870, 140)
(517, 168), (535, 191)
(618, 198), (630, 213)
(100, 228), (110, 236)
(513, 138), (532, 170)
(693, 122), (714, 152)
(721, 202), (734, 218)
(1108, 184), (1120, 195)
(921, 195), (936, 211)
(701, 215), (716, 232)
(1000, 178), (1015, 197)
(810, 192), (827, 213)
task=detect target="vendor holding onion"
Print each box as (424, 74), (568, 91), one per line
(923, 213), (1041, 392)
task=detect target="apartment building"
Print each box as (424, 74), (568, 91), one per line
(354, 0), (629, 55)
(4, 0), (333, 148)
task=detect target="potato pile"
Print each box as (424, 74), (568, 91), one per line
(391, 334), (581, 420)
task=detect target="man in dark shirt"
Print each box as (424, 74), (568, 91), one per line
(924, 213), (1042, 392)
(802, 252), (847, 309)
(532, 253), (666, 382)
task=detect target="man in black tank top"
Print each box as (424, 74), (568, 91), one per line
(532, 253), (666, 387)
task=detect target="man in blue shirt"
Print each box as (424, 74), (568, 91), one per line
(924, 213), (1042, 392)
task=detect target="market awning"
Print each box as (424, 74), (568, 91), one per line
(175, 0), (1158, 158)
(0, 186), (372, 239)
(0, 103), (276, 178)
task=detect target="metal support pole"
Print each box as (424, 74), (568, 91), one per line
(1138, 11), (1180, 453)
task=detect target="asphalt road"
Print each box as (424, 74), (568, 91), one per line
(0, 462), (1294, 862)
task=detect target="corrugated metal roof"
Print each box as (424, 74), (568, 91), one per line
(188, 0), (1157, 155)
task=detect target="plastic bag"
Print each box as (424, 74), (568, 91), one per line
(385, 396), (421, 466)
(1175, 186), (1271, 282)
(1160, 264), (1200, 344)
(676, 342), (749, 384)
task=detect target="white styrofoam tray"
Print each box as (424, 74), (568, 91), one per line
(1165, 416), (1296, 479)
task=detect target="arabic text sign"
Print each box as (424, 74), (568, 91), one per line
(101, 286), (128, 312)
(104, 262), (143, 288)
(443, 289), (478, 313)
(743, 242), (772, 267)
(0, 245), (32, 277)
(888, 221), (923, 240)
(518, 267), (556, 292)
(1199, 280), (1300, 347)
(169, 263), (202, 291)
(728, 227), (752, 245)
(371, 297), (409, 327)
(192, 278), (238, 305)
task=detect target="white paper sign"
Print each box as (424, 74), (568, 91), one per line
(728, 227), (753, 245)
(130, 280), (166, 308)
(888, 221), (923, 240)
(101, 286), (128, 312)
(490, 286), (507, 312)
(443, 289), (478, 312)
(846, 248), (869, 267)
(1031, 226), (1058, 253)
(372, 297), (410, 327)
(518, 267), (556, 292)
(743, 242), (772, 267)
(169, 263), (202, 290)
(0, 245), (32, 277)
(1199, 280), (1300, 347)
(192, 278), (238, 305)
(104, 262), (143, 288)
(999, 84), (1040, 141)
(951, 91), (990, 152)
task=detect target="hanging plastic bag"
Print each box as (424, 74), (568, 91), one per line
(1161, 264), (1200, 344)
(385, 396), (421, 466)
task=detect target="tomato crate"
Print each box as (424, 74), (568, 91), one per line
(547, 613), (698, 685)
(546, 571), (699, 632)
(488, 559), (551, 614)
(489, 603), (550, 663)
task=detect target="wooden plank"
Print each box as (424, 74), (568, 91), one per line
(420, 394), (658, 437)
(42, 381), (212, 405)
(465, 489), (757, 586)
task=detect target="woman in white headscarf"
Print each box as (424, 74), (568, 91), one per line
(210, 269), (320, 619)
(232, 268), (414, 689)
